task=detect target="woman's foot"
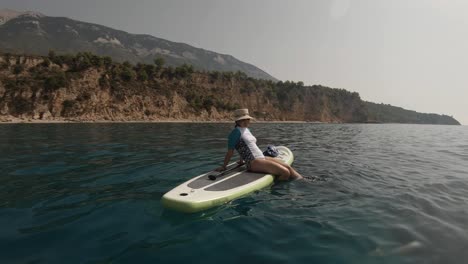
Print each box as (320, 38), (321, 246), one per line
(289, 168), (303, 180)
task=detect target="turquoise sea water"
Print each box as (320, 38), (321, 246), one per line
(1, 123), (467, 264)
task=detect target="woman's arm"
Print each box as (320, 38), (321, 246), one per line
(216, 149), (234, 171)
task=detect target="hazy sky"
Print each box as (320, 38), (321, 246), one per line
(2, 0), (467, 124)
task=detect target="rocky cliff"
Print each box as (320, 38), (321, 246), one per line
(0, 53), (460, 125)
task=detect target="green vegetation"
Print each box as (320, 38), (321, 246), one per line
(102, 56), (113, 69)
(12, 97), (32, 114)
(62, 99), (75, 109)
(98, 74), (108, 88)
(0, 52), (460, 124)
(120, 67), (135, 82)
(365, 102), (460, 125)
(48, 50), (105, 71)
(61, 99), (77, 117)
(12, 64), (24, 75)
(44, 71), (68, 91)
(0, 61), (8, 70)
(41, 58), (51, 68)
(154, 57), (165, 69)
(175, 64), (194, 78)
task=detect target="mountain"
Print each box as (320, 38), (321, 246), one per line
(0, 8), (277, 81)
(365, 102), (460, 125)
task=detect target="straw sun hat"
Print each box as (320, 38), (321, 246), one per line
(234, 109), (254, 121)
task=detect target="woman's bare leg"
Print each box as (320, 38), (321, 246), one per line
(265, 157), (303, 180)
(249, 159), (291, 181)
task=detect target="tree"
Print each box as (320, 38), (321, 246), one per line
(203, 97), (214, 111)
(120, 67), (135, 82)
(12, 64), (24, 75)
(123, 61), (132, 69)
(162, 66), (175, 79)
(99, 75), (109, 87)
(0, 61), (8, 70)
(240, 81), (256, 95)
(137, 69), (148, 81)
(13, 97), (32, 114)
(71, 52), (92, 71)
(48, 50), (56, 60)
(41, 58), (51, 68)
(210, 71), (220, 81)
(222, 71), (234, 80)
(3, 53), (12, 64)
(90, 54), (103, 68)
(144, 64), (156, 78)
(134, 63), (144, 72)
(235, 70), (248, 80)
(154, 57), (165, 69)
(44, 71), (68, 90)
(103, 56), (113, 67)
(175, 64), (194, 78)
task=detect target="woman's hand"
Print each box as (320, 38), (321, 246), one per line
(217, 149), (234, 172)
(215, 166), (227, 172)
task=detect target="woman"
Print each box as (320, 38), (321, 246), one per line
(216, 109), (302, 180)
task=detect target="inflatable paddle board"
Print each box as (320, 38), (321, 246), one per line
(162, 146), (294, 213)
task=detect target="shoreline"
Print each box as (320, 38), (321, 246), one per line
(0, 118), (461, 125)
(0, 118), (315, 124)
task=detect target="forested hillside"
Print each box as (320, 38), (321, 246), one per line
(0, 52), (460, 125)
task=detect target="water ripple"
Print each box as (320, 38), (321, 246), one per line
(0, 123), (467, 263)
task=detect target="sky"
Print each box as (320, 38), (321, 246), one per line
(1, 0), (467, 124)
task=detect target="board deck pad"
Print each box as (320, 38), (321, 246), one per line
(187, 165), (246, 189)
(205, 172), (263, 191)
(161, 146), (294, 213)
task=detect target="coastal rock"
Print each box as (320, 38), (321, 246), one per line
(0, 53), (460, 125)
(0, 104), (9, 115)
(0, 80), (4, 97)
(41, 110), (52, 120)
